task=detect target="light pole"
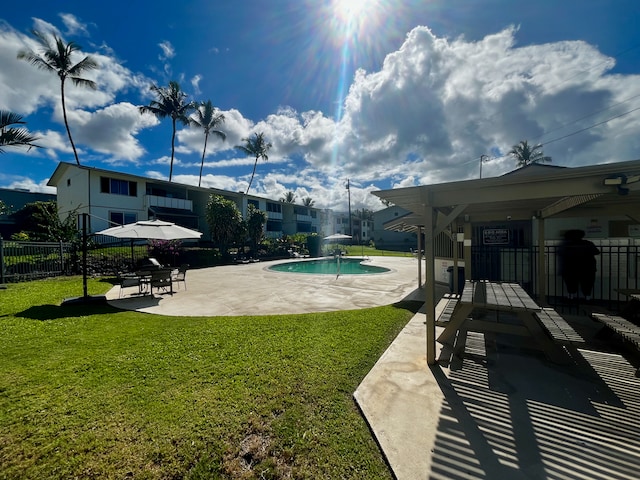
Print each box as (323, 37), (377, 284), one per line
(346, 179), (352, 242)
(479, 154), (489, 179)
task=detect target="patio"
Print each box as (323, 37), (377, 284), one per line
(105, 256), (423, 316)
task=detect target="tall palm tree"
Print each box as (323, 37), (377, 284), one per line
(235, 132), (272, 194)
(302, 197), (315, 207)
(139, 81), (196, 181)
(190, 100), (226, 187)
(508, 140), (552, 168)
(0, 111), (40, 153)
(280, 191), (296, 203)
(18, 30), (98, 166)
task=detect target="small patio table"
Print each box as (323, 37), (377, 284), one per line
(437, 280), (568, 363)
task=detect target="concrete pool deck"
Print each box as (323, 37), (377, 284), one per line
(105, 256), (423, 316)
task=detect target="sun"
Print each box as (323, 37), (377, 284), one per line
(333, 0), (369, 23)
(328, 0), (386, 40)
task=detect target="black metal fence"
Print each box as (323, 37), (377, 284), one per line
(0, 236), (152, 283)
(471, 242), (640, 311)
(0, 239), (73, 282)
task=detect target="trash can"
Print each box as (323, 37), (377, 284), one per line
(447, 266), (465, 294)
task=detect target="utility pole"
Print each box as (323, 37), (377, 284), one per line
(479, 154), (489, 179)
(346, 179), (352, 240)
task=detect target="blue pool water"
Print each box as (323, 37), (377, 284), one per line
(268, 257), (390, 275)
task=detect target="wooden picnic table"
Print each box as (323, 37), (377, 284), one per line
(438, 280), (569, 363)
(616, 288), (640, 301)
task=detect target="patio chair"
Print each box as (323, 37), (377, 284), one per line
(118, 273), (141, 298)
(150, 268), (173, 295)
(172, 264), (189, 290)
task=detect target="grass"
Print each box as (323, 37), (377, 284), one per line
(0, 277), (420, 479)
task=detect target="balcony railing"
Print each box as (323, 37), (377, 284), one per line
(146, 195), (192, 211)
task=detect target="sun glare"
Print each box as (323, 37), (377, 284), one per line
(330, 0), (385, 38)
(333, 0), (368, 22)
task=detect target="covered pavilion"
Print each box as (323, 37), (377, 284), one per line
(373, 159), (640, 365)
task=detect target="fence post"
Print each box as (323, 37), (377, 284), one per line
(59, 240), (64, 276)
(0, 236), (4, 284)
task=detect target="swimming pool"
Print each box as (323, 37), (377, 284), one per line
(268, 257), (391, 275)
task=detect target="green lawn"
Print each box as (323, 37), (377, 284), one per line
(0, 277), (419, 479)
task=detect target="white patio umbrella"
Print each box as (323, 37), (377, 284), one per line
(96, 219), (202, 240)
(323, 233), (352, 241)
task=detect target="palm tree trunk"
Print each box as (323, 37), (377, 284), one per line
(169, 117), (177, 182)
(245, 155), (259, 194)
(199, 132), (209, 187)
(60, 79), (80, 165)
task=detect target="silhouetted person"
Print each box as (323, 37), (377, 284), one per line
(559, 229), (600, 300)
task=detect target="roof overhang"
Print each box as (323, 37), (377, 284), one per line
(376, 160), (640, 232)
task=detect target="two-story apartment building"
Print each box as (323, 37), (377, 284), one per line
(47, 162), (322, 240)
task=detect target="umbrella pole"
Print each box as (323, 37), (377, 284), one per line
(82, 213), (88, 298)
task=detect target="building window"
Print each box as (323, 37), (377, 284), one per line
(101, 177), (137, 196)
(267, 219), (282, 231)
(248, 199), (259, 209)
(294, 207), (308, 216)
(310, 210), (316, 218)
(267, 202), (282, 213)
(67, 178), (71, 187)
(109, 211), (137, 226)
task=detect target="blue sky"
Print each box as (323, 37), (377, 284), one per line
(2, 0), (640, 211)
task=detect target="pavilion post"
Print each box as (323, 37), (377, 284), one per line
(537, 217), (547, 304)
(424, 207), (436, 365)
(417, 225), (423, 288)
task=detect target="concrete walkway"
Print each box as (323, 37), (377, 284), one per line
(354, 303), (640, 479)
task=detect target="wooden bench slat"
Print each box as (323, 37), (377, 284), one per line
(592, 313), (640, 348)
(536, 308), (585, 345)
(435, 294), (460, 326)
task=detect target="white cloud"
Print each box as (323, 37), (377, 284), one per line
(158, 41), (175, 60)
(191, 74), (202, 95)
(59, 13), (90, 37)
(73, 102), (157, 161)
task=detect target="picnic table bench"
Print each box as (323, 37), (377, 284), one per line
(535, 308), (585, 345)
(435, 293), (460, 326)
(437, 280), (573, 364)
(591, 312), (640, 375)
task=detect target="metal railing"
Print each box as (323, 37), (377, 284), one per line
(0, 236), (154, 283)
(469, 241), (640, 311)
(0, 238), (73, 283)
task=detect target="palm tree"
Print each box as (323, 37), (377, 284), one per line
(191, 100), (226, 187)
(508, 140), (552, 168)
(18, 30), (98, 165)
(0, 111), (40, 153)
(281, 191), (296, 203)
(139, 81), (196, 181)
(235, 132), (272, 194)
(302, 197), (315, 207)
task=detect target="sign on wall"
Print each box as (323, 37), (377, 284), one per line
(483, 228), (510, 245)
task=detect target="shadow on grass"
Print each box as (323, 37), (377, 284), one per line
(16, 302), (122, 321)
(392, 300), (424, 314)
